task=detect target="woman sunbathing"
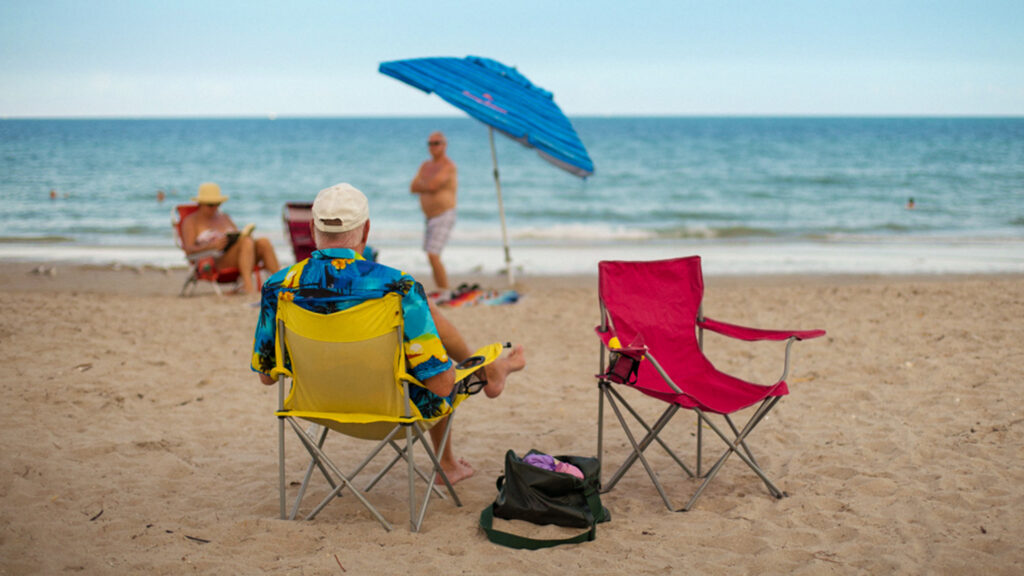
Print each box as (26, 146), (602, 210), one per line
(180, 182), (280, 294)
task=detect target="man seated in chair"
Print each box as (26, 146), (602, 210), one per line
(251, 182), (526, 484)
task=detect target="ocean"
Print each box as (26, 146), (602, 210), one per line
(1, 117), (1022, 276)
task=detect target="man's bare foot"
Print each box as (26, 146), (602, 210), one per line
(439, 457), (474, 485)
(483, 345), (526, 398)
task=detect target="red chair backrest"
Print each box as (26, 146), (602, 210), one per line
(598, 256), (704, 351)
(283, 202), (315, 262)
(599, 256), (786, 413)
(173, 203), (200, 248)
(599, 256), (716, 404)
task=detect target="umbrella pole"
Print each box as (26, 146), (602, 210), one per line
(489, 127), (514, 286)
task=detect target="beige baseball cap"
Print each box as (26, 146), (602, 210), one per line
(311, 183), (369, 233)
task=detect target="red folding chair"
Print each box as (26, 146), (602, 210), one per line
(282, 202), (316, 264)
(172, 203), (261, 297)
(595, 256), (825, 511)
(282, 202), (379, 264)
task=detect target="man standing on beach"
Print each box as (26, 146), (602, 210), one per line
(410, 131), (457, 290)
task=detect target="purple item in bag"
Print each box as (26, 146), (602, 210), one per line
(523, 453), (558, 471)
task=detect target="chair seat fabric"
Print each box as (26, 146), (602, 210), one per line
(632, 360), (789, 415)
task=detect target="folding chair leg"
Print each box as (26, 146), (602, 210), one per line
(724, 414), (763, 475)
(609, 385), (694, 478)
(351, 427), (403, 492)
(598, 383), (787, 512)
(597, 381), (606, 485)
(305, 427), (400, 521)
(602, 392), (678, 491)
(414, 419), (461, 505)
(291, 425), (334, 521)
(683, 404), (784, 511)
(285, 418), (393, 531)
(279, 417), (286, 520)
(718, 399), (784, 498)
(696, 416), (703, 477)
(603, 389), (682, 511)
(284, 418), (461, 532)
(365, 438), (447, 500)
(406, 424), (417, 531)
(180, 274), (197, 297)
(407, 418), (461, 531)
(600, 384), (693, 492)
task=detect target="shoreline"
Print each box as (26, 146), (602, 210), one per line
(1, 234), (1022, 279)
(2, 259), (1022, 299)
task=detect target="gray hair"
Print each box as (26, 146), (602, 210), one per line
(313, 223), (364, 249)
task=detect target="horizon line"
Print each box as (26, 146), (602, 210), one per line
(3, 112), (1023, 121)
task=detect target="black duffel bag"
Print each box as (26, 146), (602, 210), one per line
(479, 449), (610, 549)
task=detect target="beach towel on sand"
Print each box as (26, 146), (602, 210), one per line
(430, 284), (520, 308)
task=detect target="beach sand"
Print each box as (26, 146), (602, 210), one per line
(1, 262), (1022, 575)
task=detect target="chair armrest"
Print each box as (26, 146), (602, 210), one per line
(699, 317), (825, 342)
(594, 326), (646, 358)
(455, 342), (507, 372)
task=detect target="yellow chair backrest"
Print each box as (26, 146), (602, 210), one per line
(275, 293), (423, 438)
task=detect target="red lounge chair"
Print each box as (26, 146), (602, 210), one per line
(172, 203), (262, 297)
(595, 256), (825, 511)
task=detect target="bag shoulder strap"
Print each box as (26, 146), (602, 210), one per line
(479, 483), (606, 550)
(479, 504), (597, 550)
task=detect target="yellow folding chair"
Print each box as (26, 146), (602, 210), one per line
(271, 292), (504, 531)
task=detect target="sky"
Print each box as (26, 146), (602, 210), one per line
(1, 0), (1022, 118)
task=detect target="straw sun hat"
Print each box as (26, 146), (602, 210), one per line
(192, 182), (229, 204)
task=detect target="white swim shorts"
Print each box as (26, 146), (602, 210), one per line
(423, 209), (456, 255)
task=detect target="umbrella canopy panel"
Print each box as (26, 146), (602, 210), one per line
(379, 56), (594, 178)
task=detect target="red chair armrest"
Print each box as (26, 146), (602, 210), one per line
(594, 326), (647, 358)
(699, 317), (825, 341)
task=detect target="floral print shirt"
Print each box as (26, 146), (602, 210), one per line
(250, 248), (452, 386)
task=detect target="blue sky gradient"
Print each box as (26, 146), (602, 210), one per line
(1, 0), (1022, 117)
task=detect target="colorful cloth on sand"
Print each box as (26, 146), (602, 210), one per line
(431, 283), (520, 308)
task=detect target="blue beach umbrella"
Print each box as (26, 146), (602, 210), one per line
(379, 55), (594, 284)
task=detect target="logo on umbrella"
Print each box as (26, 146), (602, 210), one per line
(462, 91), (507, 114)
